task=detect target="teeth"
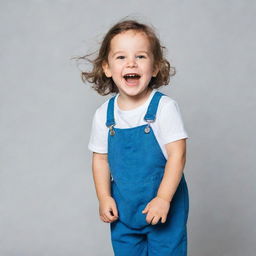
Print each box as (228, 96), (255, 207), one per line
(123, 74), (140, 78)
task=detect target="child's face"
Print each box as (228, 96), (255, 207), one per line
(103, 30), (159, 97)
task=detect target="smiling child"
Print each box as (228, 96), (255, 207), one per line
(80, 19), (190, 256)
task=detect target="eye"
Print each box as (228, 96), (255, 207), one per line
(136, 55), (146, 59)
(116, 56), (125, 59)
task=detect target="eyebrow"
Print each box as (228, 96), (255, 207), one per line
(111, 51), (150, 57)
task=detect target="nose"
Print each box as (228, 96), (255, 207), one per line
(126, 57), (137, 68)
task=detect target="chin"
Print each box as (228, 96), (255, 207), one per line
(120, 86), (144, 96)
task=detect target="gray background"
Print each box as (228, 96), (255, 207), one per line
(1, 0), (255, 255)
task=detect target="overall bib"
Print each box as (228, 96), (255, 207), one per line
(106, 91), (189, 256)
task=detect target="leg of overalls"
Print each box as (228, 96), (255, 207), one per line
(110, 221), (148, 256)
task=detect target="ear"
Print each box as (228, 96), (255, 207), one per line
(152, 63), (159, 77)
(102, 60), (112, 78)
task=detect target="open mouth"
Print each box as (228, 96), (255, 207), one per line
(123, 73), (141, 85)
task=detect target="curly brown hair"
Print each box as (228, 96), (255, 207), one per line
(75, 19), (176, 96)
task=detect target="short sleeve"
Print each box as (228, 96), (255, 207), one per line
(158, 100), (189, 145)
(88, 108), (108, 153)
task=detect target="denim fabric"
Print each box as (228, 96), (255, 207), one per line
(106, 91), (189, 256)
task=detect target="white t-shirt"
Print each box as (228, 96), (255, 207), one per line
(88, 89), (190, 160)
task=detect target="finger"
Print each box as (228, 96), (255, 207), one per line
(142, 204), (149, 214)
(161, 216), (167, 223)
(105, 211), (117, 221)
(151, 216), (160, 225)
(111, 206), (119, 218)
(146, 214), (154, 224)
(103, 212), (112, 222)
(100, 215), (109, 223)
(103, 214), (111, 222)
(109, 210), (118, 221)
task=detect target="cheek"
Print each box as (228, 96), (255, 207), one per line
(111, 65), (123, 75)
(107, 65), (121, 80)
(144, 64), (155, 75)
(143, 59), (154, 70)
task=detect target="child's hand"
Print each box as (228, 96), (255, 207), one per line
(142, 196), (170, 225)
(99, 196), (119, 223)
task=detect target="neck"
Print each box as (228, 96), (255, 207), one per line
(117, 88), (153, 111)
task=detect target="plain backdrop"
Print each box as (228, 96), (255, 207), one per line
(1, 1), (255, 255)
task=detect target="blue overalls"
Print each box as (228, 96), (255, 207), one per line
(105, 91), (189, 256)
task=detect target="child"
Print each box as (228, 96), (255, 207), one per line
(81, 19), (189, 256)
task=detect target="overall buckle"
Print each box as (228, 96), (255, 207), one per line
(144, 119), (154, 134)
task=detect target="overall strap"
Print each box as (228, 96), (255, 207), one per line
(105, 91), (165, 128)
(105, 95), (116, 127)
(144, 91), (165, 122)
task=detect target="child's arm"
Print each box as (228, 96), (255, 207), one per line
(92, 152), (111, 200)
(92, 152), (119, 223)
(157, 139), (186, 202)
